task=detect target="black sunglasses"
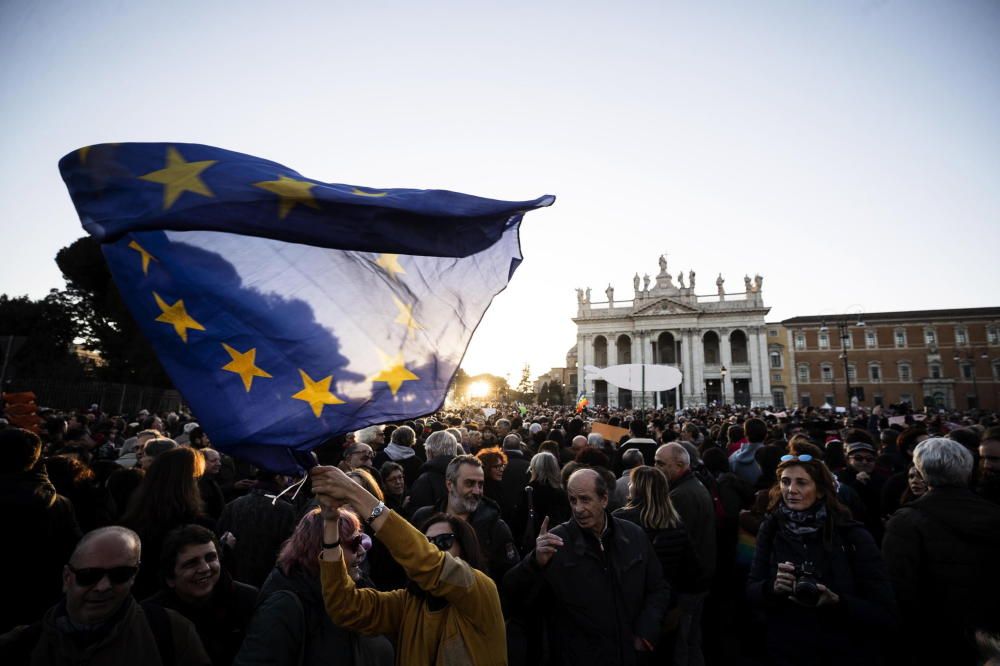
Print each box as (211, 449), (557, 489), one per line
(68, 564), (139, 586)
(427, 533), (456, 551)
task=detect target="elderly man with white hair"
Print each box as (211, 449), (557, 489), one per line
(407, 430), (459, 511)
(882, 437), (1000, 666)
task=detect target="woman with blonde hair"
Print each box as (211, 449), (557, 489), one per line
(613, 465), (703, 595)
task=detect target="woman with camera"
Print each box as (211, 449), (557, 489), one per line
(747, 453), (897, 665)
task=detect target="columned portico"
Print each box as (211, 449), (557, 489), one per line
(574, 255), (771, 409)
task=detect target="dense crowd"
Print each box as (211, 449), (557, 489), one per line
(0, 401), (998, 665)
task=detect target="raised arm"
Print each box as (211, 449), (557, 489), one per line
(312, 465), (502, 628)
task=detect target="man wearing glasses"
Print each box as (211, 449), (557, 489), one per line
(0, 526), (209, 665)
(840, 435), (887, 543)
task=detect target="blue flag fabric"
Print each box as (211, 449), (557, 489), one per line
(59, 143), (553, 473)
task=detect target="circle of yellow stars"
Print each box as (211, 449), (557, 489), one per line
(123, 145), (425, 418)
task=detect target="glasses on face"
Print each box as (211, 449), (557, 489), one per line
(427, 533), (456, 551)
(780, 454), (814, 463)
(850, 454), (876, 463)
(68, 564), (139, 586)
(490, 464), (506, 471)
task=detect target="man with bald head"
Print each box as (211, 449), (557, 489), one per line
(0, 526), (209, 665)
(654, 443), (715, 666)
(504, 468), (667, 665)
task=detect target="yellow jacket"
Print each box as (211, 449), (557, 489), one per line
(320, 510), (507, 666)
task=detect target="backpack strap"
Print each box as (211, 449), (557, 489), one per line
(140, 602), (175, 666)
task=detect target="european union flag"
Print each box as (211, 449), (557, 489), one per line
(59, 143), (554, 473)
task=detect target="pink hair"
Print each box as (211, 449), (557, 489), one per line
(276, 507), (361, 577)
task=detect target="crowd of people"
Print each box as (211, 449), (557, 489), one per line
(0, 400), (999, 665)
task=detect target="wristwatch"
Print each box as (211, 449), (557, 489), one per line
(365, 501), (387, 526)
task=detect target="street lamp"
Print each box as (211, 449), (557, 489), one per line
(953, 348), (989, 409)
(820, 312), (866, 412)
(720, 365), (728, 406)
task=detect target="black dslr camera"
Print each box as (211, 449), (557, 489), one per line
(792, 561), (821, 606)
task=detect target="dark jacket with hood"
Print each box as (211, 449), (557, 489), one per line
(410, 496), (519, 586)
(747, 510), (898, 666)
(407, 455), (452, 512)
(503, 513), (668, 666)
(0, 468), (81, 633)
(882, 487), (1000, 666)
(728, 441), (764, 486)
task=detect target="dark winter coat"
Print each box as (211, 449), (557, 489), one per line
(669, 470), (716, 583)
(0, 597), (210, 666)
(145, 571), (258, 666)
(498, 450), (530, 524)
(406, 455), (452, 511)
(216, 490), (297, 587)
(747, 510), (898, 666)
(512, 482), (571, 553)
(0, 469), (81, 633)
(233, 566), (393, 666)
(503, 513), (668, 666)
(612, 506), (703, 596)
(410, 496), (519, 586)
(882, 487), (1000, 666)
(372, 448), (424, 490)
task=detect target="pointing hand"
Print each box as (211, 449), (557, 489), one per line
(534, 516), (563, 568)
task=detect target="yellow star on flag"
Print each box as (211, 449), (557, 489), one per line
(153, 292), (206, 343)
(221, 344), (273, 392)
(78, 146), (92, 164)
(372, 349), (420, 396)
(392, 296), (424, 333)
(375, 253), (406, 278)
(128, 240), (158, 275)
(351, 187), (387, 198)
(253, 175), (320, 219)
(139, 147), (217, 209)
(292, 369), (345, 417)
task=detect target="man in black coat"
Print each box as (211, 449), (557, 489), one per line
(406, 430), (457, 511)
(883, 437), (1000, 666)
(499, 434), (531, 524)
(372, 425), (424, 490)
(504, 469), (668, 666)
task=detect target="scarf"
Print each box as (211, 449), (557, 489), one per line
(384, 443), (416, 461)
(778, 502), (827, 536)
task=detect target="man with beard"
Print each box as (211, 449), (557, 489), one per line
(410, 455), (518, 586)
(978, 426), (1000, 505)
(503, 469), (667, 666)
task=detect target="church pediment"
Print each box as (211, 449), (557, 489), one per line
(634, 297), (700, 316)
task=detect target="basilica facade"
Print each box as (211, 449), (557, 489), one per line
(573, 255), (772, 409)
